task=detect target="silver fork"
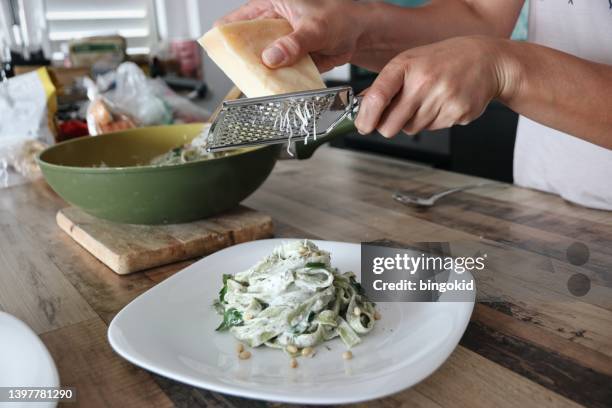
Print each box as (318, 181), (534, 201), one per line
(393, 183), (499, 207)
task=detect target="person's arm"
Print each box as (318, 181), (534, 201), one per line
(499, 40), (612, 149)
(353, 36), (612, 150)
(353, 0), (524, 71)
(215, 0), (524, 72)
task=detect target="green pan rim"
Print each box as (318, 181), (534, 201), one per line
(37, 124), (271, 175)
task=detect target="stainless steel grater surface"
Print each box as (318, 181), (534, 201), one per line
(205, 86), (358, 152)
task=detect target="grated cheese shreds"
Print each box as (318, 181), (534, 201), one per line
(274, 99), (318, 156)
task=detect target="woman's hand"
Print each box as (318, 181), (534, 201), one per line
(216, 0), (366, 72)
(355, 36), (518, 137)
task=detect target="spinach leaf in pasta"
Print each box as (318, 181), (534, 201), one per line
(216, 308), (243, 331)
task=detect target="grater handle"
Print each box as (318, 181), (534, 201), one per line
(348, 95), (363, 121)
(294, 94), (363, 160)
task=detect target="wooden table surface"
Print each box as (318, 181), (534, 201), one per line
(1, 145), (611, 408)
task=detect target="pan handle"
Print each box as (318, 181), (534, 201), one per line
(294, 118), (355, 160)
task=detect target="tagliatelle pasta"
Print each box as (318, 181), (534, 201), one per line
(214, 240), (378, 351)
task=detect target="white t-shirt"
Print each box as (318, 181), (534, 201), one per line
(513, 0), (612, 210)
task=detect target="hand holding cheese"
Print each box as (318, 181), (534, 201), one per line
(199, 19), (325, 98)
(214, 0), (364, 73)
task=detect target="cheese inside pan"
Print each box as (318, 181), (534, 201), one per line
(199, 19), (326, 98)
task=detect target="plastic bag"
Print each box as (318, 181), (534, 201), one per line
(0, 68), (56, 188)
(84, 77), (137, 135)
(148, 77), (210, 123)
(98, 62), (210, 124)
(100, 62), (173, 127)
(85, 62), (210, 135)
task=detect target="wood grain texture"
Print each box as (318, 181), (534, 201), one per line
(411, 346), (581, 408)
(57, 206), (274, 275)
(0, 181), (159, 325)
(40, 318), (173, 408)
(471, 304), (612, 377)
(0, 213), (98, 334)
(462, 314), (612, 407)
(45, 230), (160, 325)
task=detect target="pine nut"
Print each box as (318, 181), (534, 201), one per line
(238, 351), (251, 360)
(374, 310), (381, 320)
(290, 358), (298, 368)
(236, 343), (244, 354)
(342, 351), (353, 360)
(286, 345), (298, 354)
(353, 306), (361, 316)
(301, 347), (314, 357)
(244, 312), (253, 321)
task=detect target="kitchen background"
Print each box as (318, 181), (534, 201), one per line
(0, 0), (529, 182)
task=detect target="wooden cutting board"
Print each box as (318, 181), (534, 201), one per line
(57, 206), (274, 275)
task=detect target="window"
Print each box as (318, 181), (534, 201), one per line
(44, 0), (159, 61)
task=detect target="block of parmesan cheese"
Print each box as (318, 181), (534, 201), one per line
(199, 19), (325, 98)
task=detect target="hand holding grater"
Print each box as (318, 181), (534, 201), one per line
(205, 86), (361, 152)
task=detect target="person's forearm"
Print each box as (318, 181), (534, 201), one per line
(498, 40), (612, 149)
(351, 0), (522, 72)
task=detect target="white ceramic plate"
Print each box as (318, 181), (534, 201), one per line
(0, 312), (59, 408)
(108, 239), (474, 404)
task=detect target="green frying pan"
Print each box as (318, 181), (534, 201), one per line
(37, 121), (354, 225)
(38, 124), (279, 224)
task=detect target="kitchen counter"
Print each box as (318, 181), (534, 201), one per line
(1, 145), (610, 407)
